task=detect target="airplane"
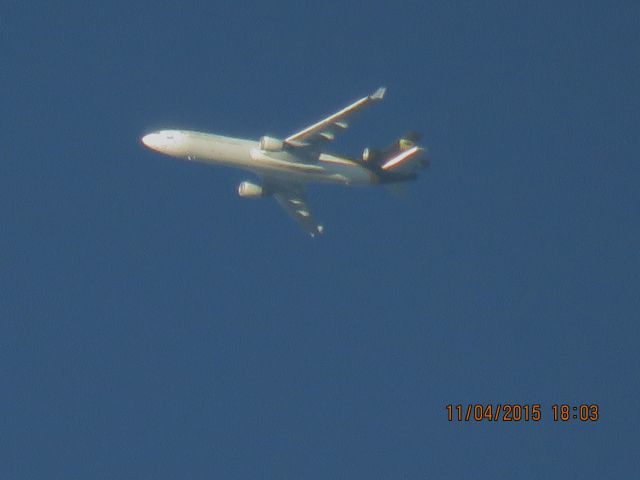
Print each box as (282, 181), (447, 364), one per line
(141, 87), (428, 236)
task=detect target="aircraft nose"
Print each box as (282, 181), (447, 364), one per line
(141, 133), (159, 148)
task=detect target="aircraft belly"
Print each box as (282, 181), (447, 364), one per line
(188, 138), (257, 169)
(251, 162), (373, 185)
(314, 163), (373, 185)
(181, 135), (375, 185)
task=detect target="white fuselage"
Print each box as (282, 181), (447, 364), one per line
(141, 130), (377, 186)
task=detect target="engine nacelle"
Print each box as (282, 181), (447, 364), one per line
(238, 181), (264, 198)
(259, 136), (284, 152)
(362, 147), (378, 162)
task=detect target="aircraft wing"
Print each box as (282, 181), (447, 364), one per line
(284, 87), (386, 148)
(264, 178), (324, 236)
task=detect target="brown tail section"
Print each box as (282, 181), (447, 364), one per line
(378, 133), (428, 172)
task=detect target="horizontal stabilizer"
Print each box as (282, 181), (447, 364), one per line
(381, 145), (424, 170)
(364, 132), (427, 175)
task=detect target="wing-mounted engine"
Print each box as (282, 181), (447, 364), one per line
(259, 136), (284, 152)
(238, 181), (267, 198)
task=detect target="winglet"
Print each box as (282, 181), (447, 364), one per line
(371, 86), (386, 100)
(309, 225), (324, 238)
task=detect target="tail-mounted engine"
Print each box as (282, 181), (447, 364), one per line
(362, 147), (379, 162)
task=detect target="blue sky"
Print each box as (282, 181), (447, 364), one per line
(3, 1), (639, 478)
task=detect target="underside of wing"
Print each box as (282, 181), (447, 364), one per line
(265, 179), (324, 236)
(284, 87), (386, 148)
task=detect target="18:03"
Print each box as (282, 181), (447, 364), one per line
(552, 404), (599, 421)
